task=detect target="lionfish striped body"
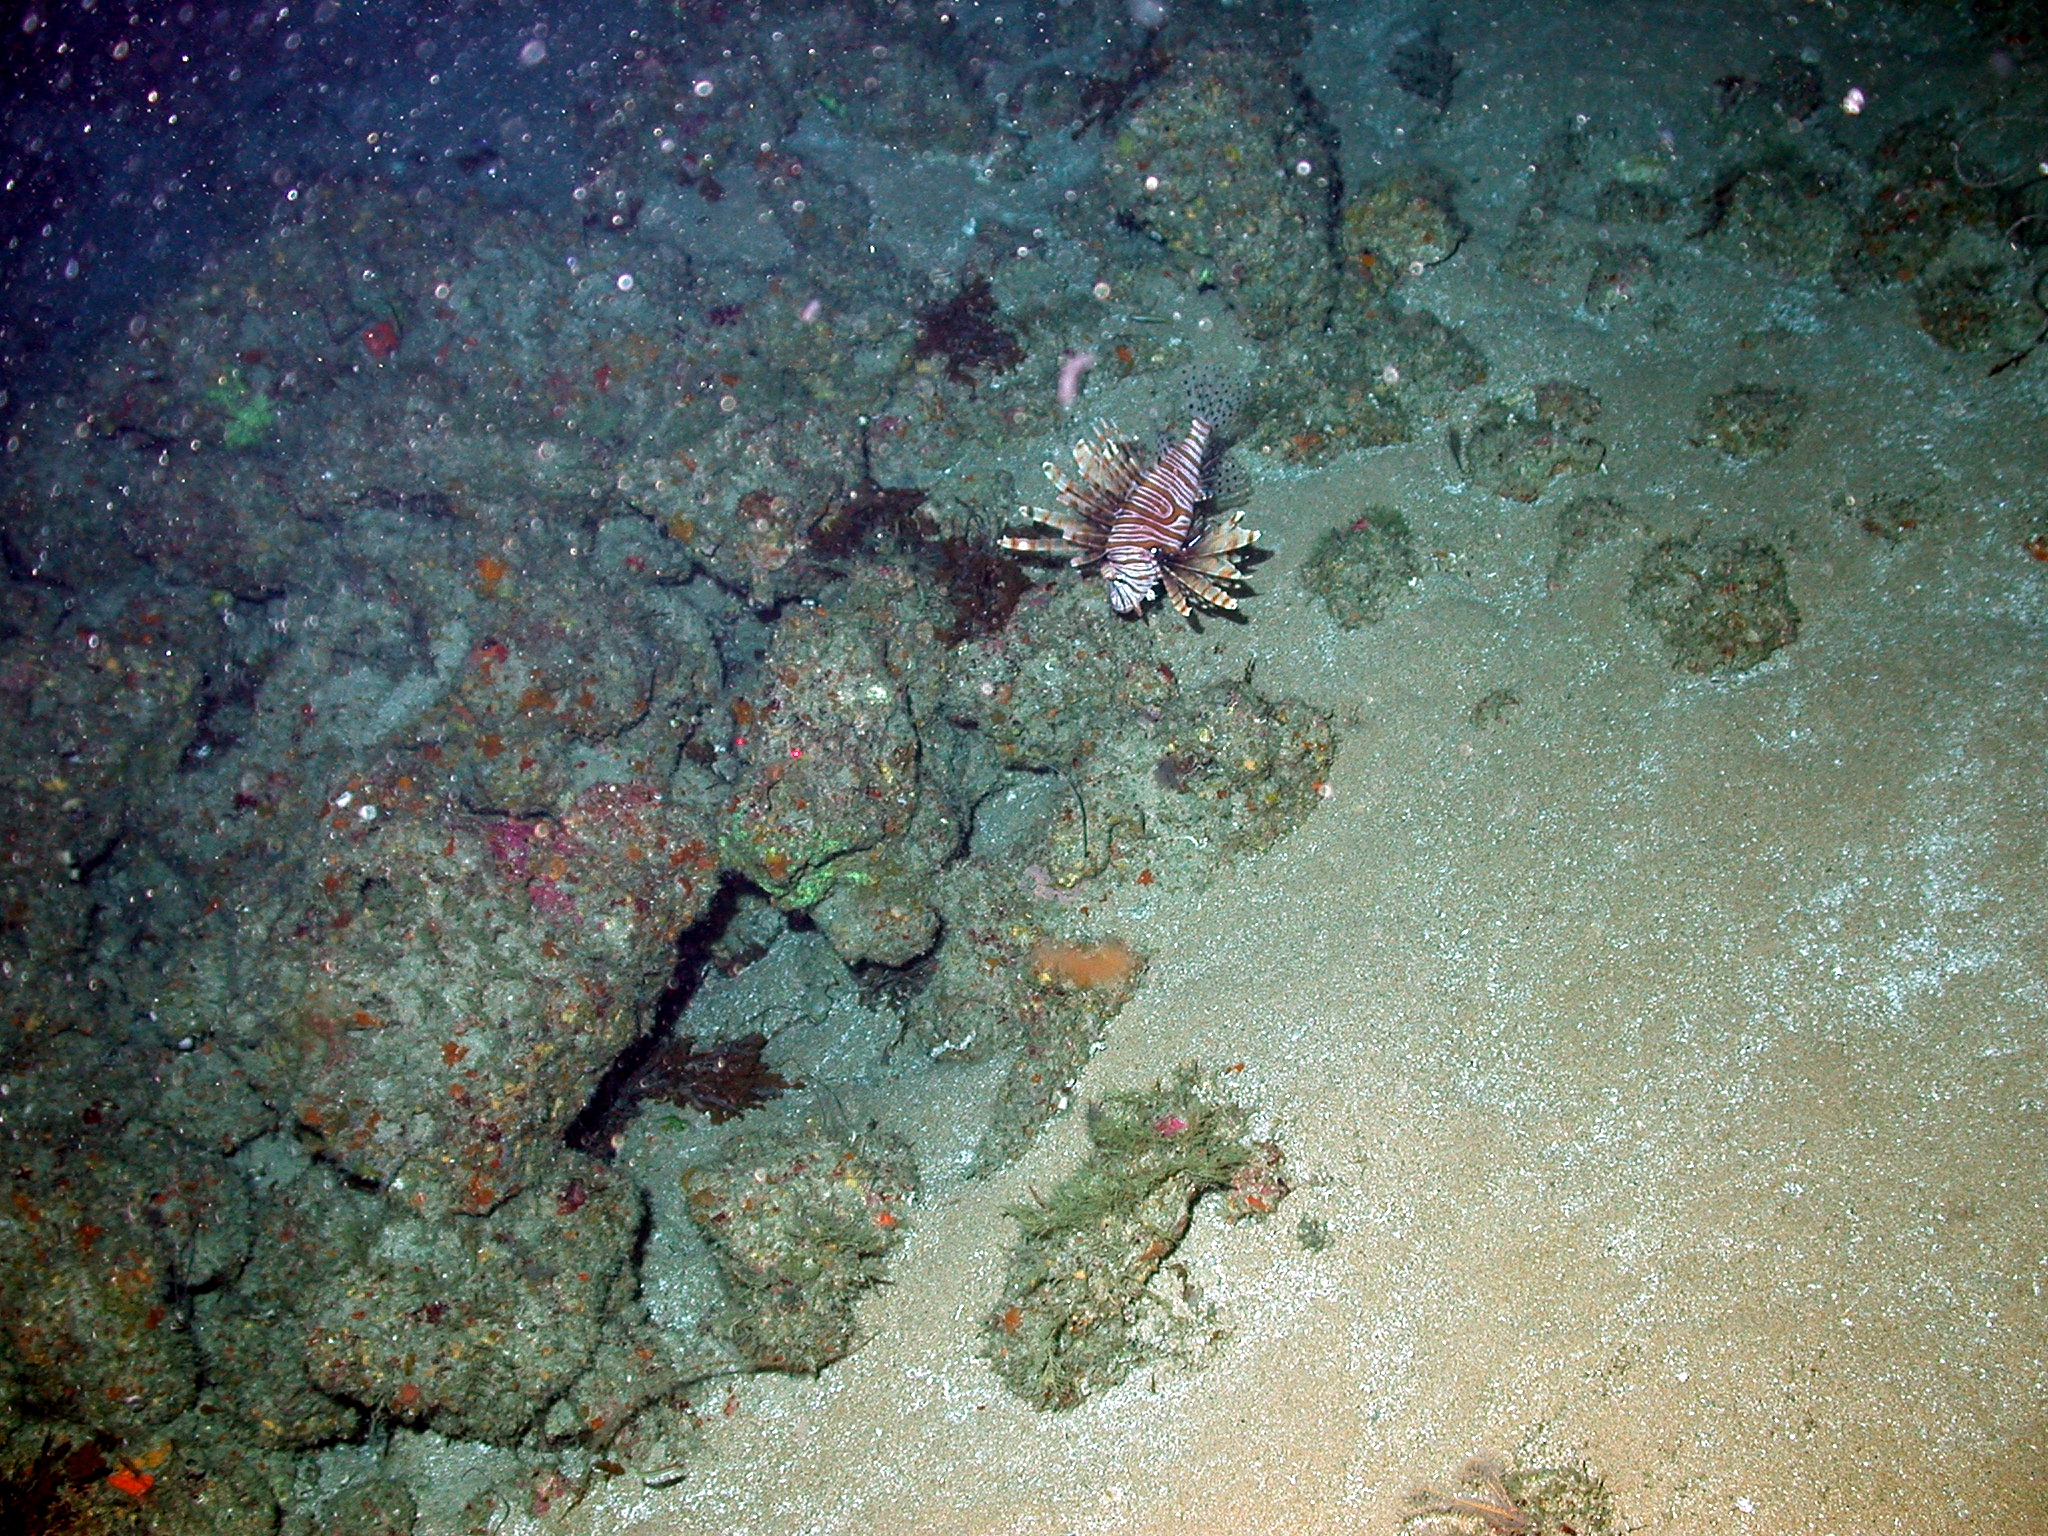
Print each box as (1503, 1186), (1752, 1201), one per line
(1000, 417), (1258, 617)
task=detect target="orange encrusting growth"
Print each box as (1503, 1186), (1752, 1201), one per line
(107, 1467), (155, 1499)
(1027, 938), (1142, 991)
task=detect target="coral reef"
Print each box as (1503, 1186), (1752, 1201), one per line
(1248, 305), (1484, 465)
(1593, 180), (1676, 226)
(1342, 170), (1469, 279)
(1697, 154), (1851, 280)
(0, 616), (199, 1037)
(1834, 114), (2011, 291)
(234, 784), (717, 1218)
(1550, 495), (1652, 586)
(901, 863), (1153, 1167)
(1582, 242), (1661, 315)
(1834, 488), (1949, 543)
(683, 1126), (918, 1373)
(1497, 123), (1596, 288)
(297, 1154), (642, 1442)
(717, 602), (927, 913)
(1103, 47), (1338, 342)
(0, 1117), (228, 1443)
(7, 0), (2040, 1517)
(1915, 260), (2046, 354)
(0, 0), (1363, 1517)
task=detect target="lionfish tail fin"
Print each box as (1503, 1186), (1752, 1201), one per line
(1185, 366), (1250, 440)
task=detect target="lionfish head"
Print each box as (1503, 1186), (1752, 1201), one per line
(1104, 549), (1159, 613)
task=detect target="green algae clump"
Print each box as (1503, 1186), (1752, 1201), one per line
(203, 368), (278, 449)
(983, 1067), (1285, 1411)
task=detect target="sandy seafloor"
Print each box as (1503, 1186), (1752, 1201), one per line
(532, 2), (2048, 1533)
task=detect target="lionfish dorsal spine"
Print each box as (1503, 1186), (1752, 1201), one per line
(1109, 416), (1210, 558)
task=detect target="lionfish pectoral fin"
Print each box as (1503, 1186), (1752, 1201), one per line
(1163, 566), (1240, 612)
(1021, 504), (1105, 540)
(1187, 517), (1259, 557)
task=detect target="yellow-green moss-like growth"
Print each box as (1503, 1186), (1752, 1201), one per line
(983, 1067), (1285, 1410)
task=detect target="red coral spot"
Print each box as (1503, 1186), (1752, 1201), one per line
(361, 320), (400, 359)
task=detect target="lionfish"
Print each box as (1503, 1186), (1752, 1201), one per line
(1000, 413), (1259, 618)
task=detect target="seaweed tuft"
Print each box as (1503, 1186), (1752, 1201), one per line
(911, 275), (1024, 387)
